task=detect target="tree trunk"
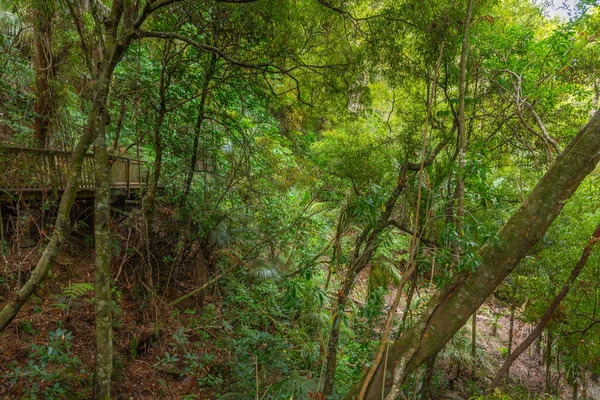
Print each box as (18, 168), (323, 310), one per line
(486, 219), (600, 393)
(0, 0), (167, 333)
(400, 280), (415, 331)
(419, 355), (437, 400)
(573, 368), (578, 400)
(471, 310), (477, 368)
(32, 0), (55, 148)
(507, 306), (515, 378)
(546, 331), (553, 392)
(323, 139), (448, 396)
(180, 53), (217, 207)
(508, 306), (515, 356)
(322, 162), (427, 395)
(322, 271), (357, 394)
(144, 43), (170, 248)
(343, 111), (600, 400)
(92, 125), (113, 400)
(454, 0), (474, 264)
(357, 41), (445, 400)
(0, 128), (95, 331)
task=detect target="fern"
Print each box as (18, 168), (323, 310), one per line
(63, 283), (94, 299)
(268, 373), (318, 398)
(218, 393), (253, 400)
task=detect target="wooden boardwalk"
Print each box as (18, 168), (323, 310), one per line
(0, 146), (148, 201)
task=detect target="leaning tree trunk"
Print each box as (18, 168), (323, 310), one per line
(343, 111), (600, 399)
(484, 217), (600, 398)
(322, 270), (359, 394)
(0, 125), (95, 332)
(323, 140), (449, 395)
(0, 0), (171, 335)
(322, 165), (414, 394)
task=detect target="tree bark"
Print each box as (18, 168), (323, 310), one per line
(343, 111), (600, 400)
(180, 53), (217, 207)
(507, 306), (515, 378)
(419, 355), (437, 400)
(471, 310), (477, 365)
(0, 127), (95, 332)
(545, 331), (553, 392)
(485, 220), (600, 393)
(144, 43), (171, 248)
(32, 0), (55, 148)
(454, 0), (474, 264)
(322, 167), (412, 395)
(92, 126), (113, 400)
(0, 0), (175, 333)
(322, 270), (359, 394)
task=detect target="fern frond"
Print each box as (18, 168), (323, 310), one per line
(267, 373), (318, 398)
(63, 283), (94, 299)
(218, 393), (252, 400)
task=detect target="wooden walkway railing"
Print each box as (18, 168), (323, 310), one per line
(0, 146), (147, 198)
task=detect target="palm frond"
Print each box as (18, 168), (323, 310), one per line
(249, 265), (281, 281)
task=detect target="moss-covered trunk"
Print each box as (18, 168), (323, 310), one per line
(93, 122), (113, 399)
(344, 110), (600, 399)
(0, 123), (95, 332)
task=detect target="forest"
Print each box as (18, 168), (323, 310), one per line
(0, 0), (600, 399)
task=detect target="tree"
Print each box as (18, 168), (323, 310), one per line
(344, 109), (600, 399)
(486, 219), (600, 392)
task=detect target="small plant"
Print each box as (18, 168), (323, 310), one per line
(490, 313), (502, 337)
(63, 282), (94, 299)
(7, 327), (88, 399)
(154, 328), (222, 388)
(53, 282), (93, 312)
(497, 346), (509, 358)
(19, 319), (36, 335)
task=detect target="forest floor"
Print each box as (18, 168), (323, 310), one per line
(438, 304), (600, 400)
(0, 234), (226, 399)
(1, 233), (600, 399)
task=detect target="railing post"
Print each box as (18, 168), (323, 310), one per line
(126, 158), (131, 198)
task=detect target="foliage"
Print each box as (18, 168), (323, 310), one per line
(1, 0), (599, 398)
(7, 328), (88, 399)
